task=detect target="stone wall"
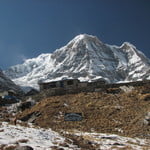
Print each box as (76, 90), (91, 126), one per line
(39, 80), (150, 97)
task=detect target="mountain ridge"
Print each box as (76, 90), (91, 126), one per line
(0, 69), (22, 92)
(4, 34), (150, 91)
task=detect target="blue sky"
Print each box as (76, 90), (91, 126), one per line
(0, 0), (150, 69)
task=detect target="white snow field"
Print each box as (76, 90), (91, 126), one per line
(0, 122), (150, 150)
(0, 122), (73, 150)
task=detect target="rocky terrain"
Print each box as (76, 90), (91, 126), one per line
(0, 122), (150, 150)
(16, 81), (150, 138)
(0, 80), (150, 149)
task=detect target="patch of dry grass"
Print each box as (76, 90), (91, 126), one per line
(17, 84), (150, 138)
(140, 93), (150, 101)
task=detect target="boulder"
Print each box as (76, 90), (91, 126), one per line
(17, 98), (36, 111)
(143, 112), (150, 125)
(20, 111), (41, 123)
(17, 101), (33, 111)
(15, 146), (33, 150)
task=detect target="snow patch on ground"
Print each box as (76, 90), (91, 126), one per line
(0, 122), (65, 150)
(0, 122), (150, 150)
(71, 130), (150, 150)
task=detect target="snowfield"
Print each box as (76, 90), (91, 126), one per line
(73, 131), (150, 150)
(0, 122), (150, 150)
(0, 122), (66, 150)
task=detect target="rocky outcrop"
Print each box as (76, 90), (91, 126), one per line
(17, 98), (36, 112)
(15, 146), (34, 150)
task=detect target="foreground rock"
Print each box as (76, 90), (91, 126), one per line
(15, 146), (33, 150)
(17, 98), (36, 112)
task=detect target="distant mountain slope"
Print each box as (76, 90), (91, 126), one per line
(4, 34), (150, 90)
(0, 69), (22, 92)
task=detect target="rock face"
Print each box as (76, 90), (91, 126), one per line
(17, 98), (36, 112)
(4, 34), (150, 91)
(0, 69), (22, 93)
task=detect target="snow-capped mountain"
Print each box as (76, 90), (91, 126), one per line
(0, 69), (21, 92)
(4, 34), (150, 91)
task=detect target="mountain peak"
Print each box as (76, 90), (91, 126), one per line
(66, 34), (103, 50)
(74, 34), (94, 40)
(121, 42), (136, 49)
(4, 34), (150, 91)
(73, 34), (102, 43)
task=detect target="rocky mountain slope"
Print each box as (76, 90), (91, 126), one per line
(4, 34), (150, 90)
(0, 69), (21, 92)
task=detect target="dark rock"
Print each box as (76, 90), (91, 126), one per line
(0, 95), (18, 106)
(20, 111), (41, 122)
(87, 141), (93, 145)
(141, 89), (150, 94)
(106, 88), (121, 94)
(59, 142), (69, 147)
(143, 94), (150, 101)
(20, 112), (35, 121)
(15, 146), (34, 150)
(25, 89), (39, 96)
(143, 112), (150, 125)
(113, 142), (125, 146)
(17, 100), (35, 112)
(101, 136), (117, 140)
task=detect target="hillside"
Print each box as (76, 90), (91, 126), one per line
(0, 81), (149, 149)
(17, 81), (150, 139)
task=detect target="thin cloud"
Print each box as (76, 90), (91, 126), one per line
(18, 54), (28, 62)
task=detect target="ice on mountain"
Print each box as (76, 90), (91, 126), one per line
(4, 34), (150, 91)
